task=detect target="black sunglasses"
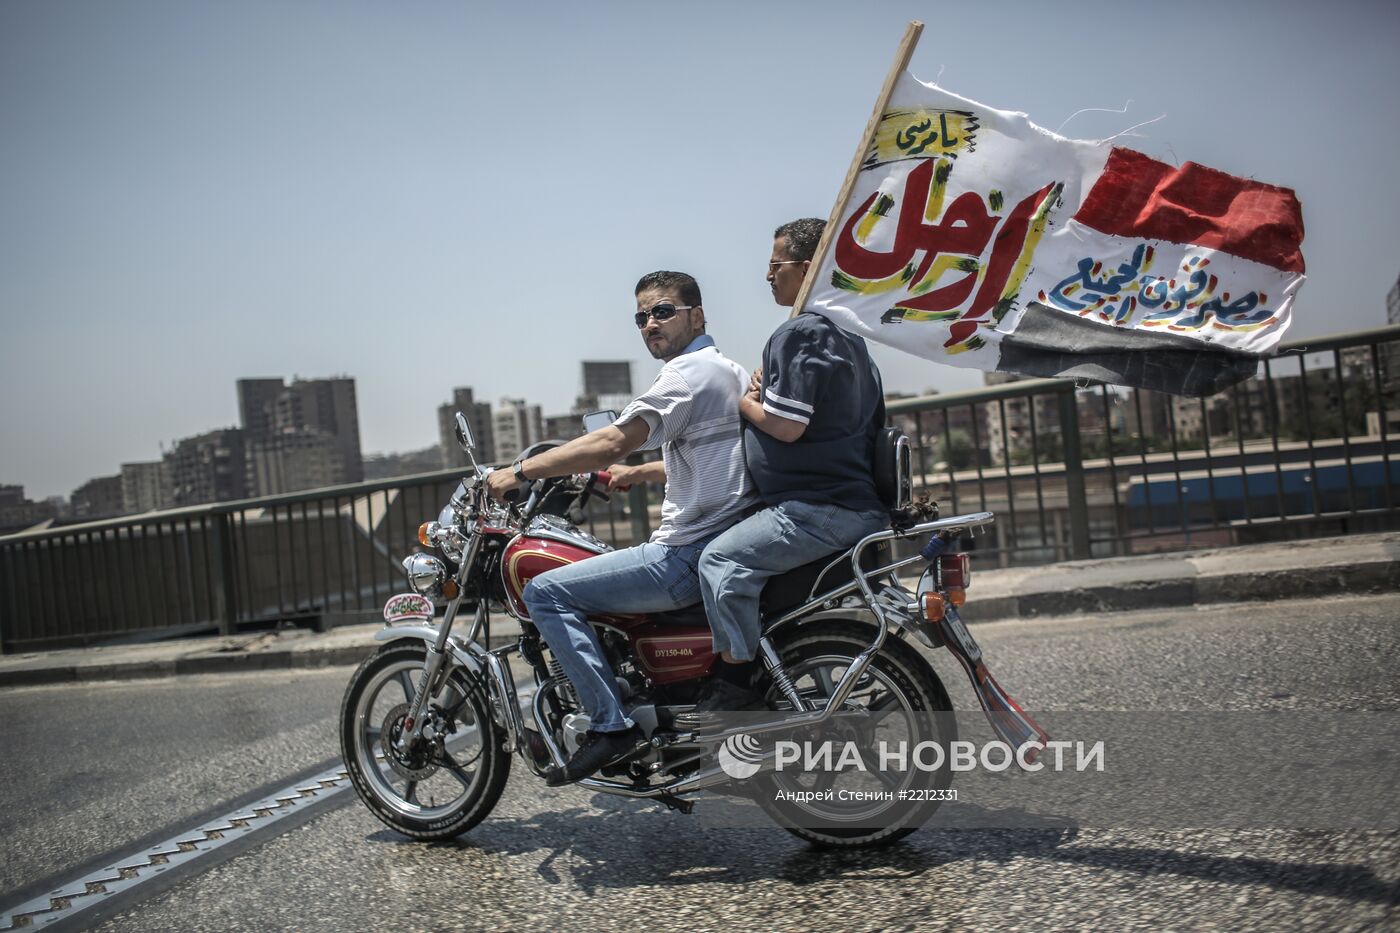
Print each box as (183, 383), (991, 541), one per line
(634, 302), (695, 328)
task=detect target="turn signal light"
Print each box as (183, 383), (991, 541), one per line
(921, 592), (947, 622)
(947, 587), (967, 607)
(442, 580), (460, 600)
(418, 522), (434, 547)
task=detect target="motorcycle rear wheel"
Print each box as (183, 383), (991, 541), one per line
(340, 642), (511, 840)
(755, 620), (956, 849)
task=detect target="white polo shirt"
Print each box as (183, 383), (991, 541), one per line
(615, 335), (756, 546)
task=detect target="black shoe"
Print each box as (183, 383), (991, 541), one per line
(673, 680), (767, 732)
(544, 726), (644, 786)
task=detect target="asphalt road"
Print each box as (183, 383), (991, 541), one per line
(0, 667), (346, 903)
(2, 593), (1397, 932)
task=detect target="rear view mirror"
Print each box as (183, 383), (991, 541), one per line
(454, 412), (475, 451)
(582, 410), (619, 434)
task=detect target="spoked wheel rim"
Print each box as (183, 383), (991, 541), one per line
(350, 655), (488, 821)
(767, 652), (923, 824)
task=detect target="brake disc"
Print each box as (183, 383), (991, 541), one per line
(379, 703), (443, 781)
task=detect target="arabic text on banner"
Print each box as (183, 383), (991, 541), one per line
(806, 76), (1306, 397)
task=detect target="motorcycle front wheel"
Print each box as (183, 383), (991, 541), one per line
(754, 619), (957, 849)
(339, 641), (511, 840)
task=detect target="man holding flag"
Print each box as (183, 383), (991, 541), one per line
(677, 218), (891, 727)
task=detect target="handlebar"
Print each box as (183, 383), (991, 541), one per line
(502, 469), (614, 514)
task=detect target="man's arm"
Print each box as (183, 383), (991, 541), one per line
(740, 387), (806, 442)
(744, 324), (830, 444)
(486, 419), (651, 500)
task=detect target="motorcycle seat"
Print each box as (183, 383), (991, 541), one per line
(648, 602), (709, 627)
(760, 539), (892, 623)
(645, 539), (892, 629)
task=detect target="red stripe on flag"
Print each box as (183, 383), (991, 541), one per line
(1073, 147), (1305, 274)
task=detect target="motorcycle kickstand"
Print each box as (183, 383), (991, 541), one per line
(654, 793), (694, 815)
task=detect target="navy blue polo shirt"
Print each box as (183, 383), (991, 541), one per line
(745, 311), (885, 511)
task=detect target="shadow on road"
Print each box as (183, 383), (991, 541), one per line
(1035, 841), (1397, 905)
(363, 797), (1397, 905)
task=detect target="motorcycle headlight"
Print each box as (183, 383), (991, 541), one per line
(403, 553), (448, 600)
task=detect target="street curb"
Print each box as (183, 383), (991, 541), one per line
(968, 559), (1400, 623)
(0, 636), (515, 690)
(3, 561), (1397, 688)
(971, 579), (1197, 621)
(1194, 561), (1400, 605)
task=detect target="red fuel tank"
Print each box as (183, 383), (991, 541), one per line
(498, 535), (596, 622)
(500, 525), (608, 619)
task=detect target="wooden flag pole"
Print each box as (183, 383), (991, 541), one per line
(789, 20), (923, 319)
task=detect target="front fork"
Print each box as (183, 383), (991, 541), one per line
(396, 533), (484, 751)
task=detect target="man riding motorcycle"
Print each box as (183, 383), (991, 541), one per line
(485, 269), (754, 784)
(681, 217), (891, 728)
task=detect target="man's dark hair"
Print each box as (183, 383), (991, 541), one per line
(774, 218), (826, 262)
(635, 270), (702, 307)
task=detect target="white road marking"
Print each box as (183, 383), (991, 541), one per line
(1, 687), (539, 930)
(0, 764), (352, 930)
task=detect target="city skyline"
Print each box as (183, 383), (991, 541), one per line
(11, 344), (1390, 520)
(3, 364), (629, 516)
(3, 0), (1399, 500)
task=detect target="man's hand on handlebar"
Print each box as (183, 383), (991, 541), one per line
(485, 467), (526, 503)
(604, 463), (640, 491)
(604, 461), (665, 491)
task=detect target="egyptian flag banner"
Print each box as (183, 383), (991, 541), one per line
(803, 71), (1306, 397)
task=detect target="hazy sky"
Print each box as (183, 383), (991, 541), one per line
(3, 0), (1398, 501)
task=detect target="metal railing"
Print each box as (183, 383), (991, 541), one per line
(4, 324), (1398, 652)
(0, 468), (644, 652)
(889, 324), (1400, 566)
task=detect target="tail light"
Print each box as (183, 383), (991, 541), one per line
(936, 553), (971, 589)
(919, 553), (972, 624)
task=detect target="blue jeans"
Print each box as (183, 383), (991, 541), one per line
(699, 501), (889, 662)
(522, 539), (711, 733)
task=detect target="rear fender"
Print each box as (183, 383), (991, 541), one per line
(766, 607), (938, 647)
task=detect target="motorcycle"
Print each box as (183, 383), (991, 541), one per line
(339, 413), (1045, 848)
